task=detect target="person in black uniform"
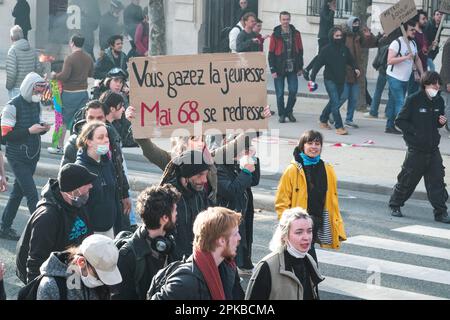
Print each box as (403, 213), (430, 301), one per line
(389, 71), (450, 224)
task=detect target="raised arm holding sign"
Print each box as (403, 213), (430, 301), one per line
(433, 0), (450, 51)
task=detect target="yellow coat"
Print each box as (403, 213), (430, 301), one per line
(275, 160), (347, 250)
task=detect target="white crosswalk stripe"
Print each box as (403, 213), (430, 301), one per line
(315, 225), (450, 300)
(344, 235), (450, 260)
(392, 225), (450, 240)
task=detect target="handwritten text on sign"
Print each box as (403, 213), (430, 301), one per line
(129, 53), (268, 138)
(380, 0), (417, 35)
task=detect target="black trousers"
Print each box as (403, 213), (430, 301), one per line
(389, 149), (448, 216)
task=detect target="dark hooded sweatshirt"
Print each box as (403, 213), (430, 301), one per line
(16, 179), (92, 283)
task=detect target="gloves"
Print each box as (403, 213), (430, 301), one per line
(307, 81), (318, 92)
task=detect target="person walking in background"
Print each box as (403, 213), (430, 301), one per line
(124, 0), (143, 45)
(72, 0), (101, 62)
(408, 10), (429, 96)
(246, 208), (324, 300)
(425, 10), (444, 72)
(303, 0), (336, 81)
(134, 7), (149, 57)
(385, 19), (423, 135)
(99, 0), (124, 52)
(48, 35), (94, 155)
(310, 27), (360, 136)
(236, 12), (260, 53)
(275, 130), (347, 261)
(389, 72), (450, 224)
(253, 19), (269, 52)
(6, 25), (41, 99)
(12, 0), (31, 40)
(94, 35), (129, 80)
(269, 11), (304, 124)
(0, 73), (50, 241)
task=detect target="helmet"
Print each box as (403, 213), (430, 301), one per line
(107, 68), (128, 80)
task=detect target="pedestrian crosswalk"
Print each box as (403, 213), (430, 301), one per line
(316, 224), (450, 300)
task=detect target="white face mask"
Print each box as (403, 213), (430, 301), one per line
(31, 94), (41, 103)
(96, 143), (109, 156)
(426, 88), (439, 98)
(79, 266), (104, 288)
(286, 240), (308, 259)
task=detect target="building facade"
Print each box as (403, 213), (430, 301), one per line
(0, 0), (448, 79)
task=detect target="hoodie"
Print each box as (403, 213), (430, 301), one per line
(1, 72), (45, 162)
(6, 39), (41, 90)
(75, 150), (120, 232)
(15, 179), (92, 284)
(94, 47), (129, 80)
(310, 29), (358, 85)
(36, 252), (103, 300)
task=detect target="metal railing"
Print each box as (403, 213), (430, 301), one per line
(307, 0), (353, 19)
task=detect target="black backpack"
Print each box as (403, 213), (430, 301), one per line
(114, 231), (147, 299)
(17, 274), (67, 300)
(372, 44), (389, 72)
(146, 257), (188, 299)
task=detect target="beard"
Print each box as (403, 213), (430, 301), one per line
(222, 239), (239, 261)
(163, 218), (176, 233)
(188, 180), (204, 192)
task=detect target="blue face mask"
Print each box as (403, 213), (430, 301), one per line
(299, 152), (320, 166)
(96, 144), (109, 156)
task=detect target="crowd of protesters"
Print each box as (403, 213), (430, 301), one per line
(0, 0), (449, 301)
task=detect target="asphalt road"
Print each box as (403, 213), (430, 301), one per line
(1, 173), (449, 300)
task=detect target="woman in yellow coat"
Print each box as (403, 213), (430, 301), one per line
(275, 130), (347, 260)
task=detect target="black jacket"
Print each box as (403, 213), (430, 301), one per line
(112, 226), (171, 300)
(395, 90), (445, 153)
(12, 0), (31, 32)
(318, 6), (334, 40)
(16, 179), (92, 283)
(94, 48), (129, 80)
(75, 150), (120, 232)
(268, 24), (304, 76)
(170, 178), (211, 260)
(310, 30), (357, 85)
(424, 19), (440, 60)
(151, 256), (244, 300)
(217, 160), (260, 214)
(236, 30), (260, 52)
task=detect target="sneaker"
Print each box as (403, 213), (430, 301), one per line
(385, 127), (402, 135)
(319, 122), (332, 130)
(390, 206), (403, 217)
(335, 128), (348, 135)
(363, 112), (378, 119)
(287, 113), (297, 123)
(435, 213), (450, 224)
(0, 227), (21, 241)
(345, 121), (359, 128)
(47, 146), (64, 155)
(278, 116), (286, 123)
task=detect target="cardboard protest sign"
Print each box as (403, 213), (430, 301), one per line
(129, 53), (268, 138)
(440, 0), (450, 14)
(380, 0), (417, 35)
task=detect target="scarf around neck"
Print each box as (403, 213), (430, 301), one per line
(193, 249), (225, 300)
(300, 152), (321, 166)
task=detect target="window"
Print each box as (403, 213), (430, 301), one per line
(423, 0), (450, 25)
(307, 0), (353, 19)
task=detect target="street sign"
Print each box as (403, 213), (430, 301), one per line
(129, 53), (268, 138)
(380, 0), (417, 35)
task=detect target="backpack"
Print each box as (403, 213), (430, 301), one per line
(389, 38), (417, 72)
(146, 257), (188, 299)
(219, 25), (242, 53)
(17, 274), (67, 300)
(113, 230), (147, 299)
(372, 44), (389, 72)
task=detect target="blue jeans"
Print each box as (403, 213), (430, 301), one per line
(427, 58), (435, 72)
(386, 75), (408, 129)
(61, 91), (89, 129)
(274, 72), (298, 117)
(369, 72), (387, 117)
(407, 72), (420, 96)
(320, 80), (344, 129)
(339, 82), (360, 123)
(1, 159), (39, 229)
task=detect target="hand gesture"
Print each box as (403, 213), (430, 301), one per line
(0, 175), (7, 192)
(125, 106), (136, 120)
(355, 69), (361, 78)
(29, 123), (48, 134)
(439, 115), (447, 126)
(263, 105), (272, 119)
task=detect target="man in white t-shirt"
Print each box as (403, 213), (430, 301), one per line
(385, 19), (424, 134)
(229, 16), (245, 53)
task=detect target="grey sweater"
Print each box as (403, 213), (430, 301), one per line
(36, 252), (102, 300)
(6, 39), (42, 90)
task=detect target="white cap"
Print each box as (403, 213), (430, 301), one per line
(79, 234), (122, 286)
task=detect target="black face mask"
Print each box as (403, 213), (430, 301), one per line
(352, 26), (360, 33)
(334, 38), (344, 45)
